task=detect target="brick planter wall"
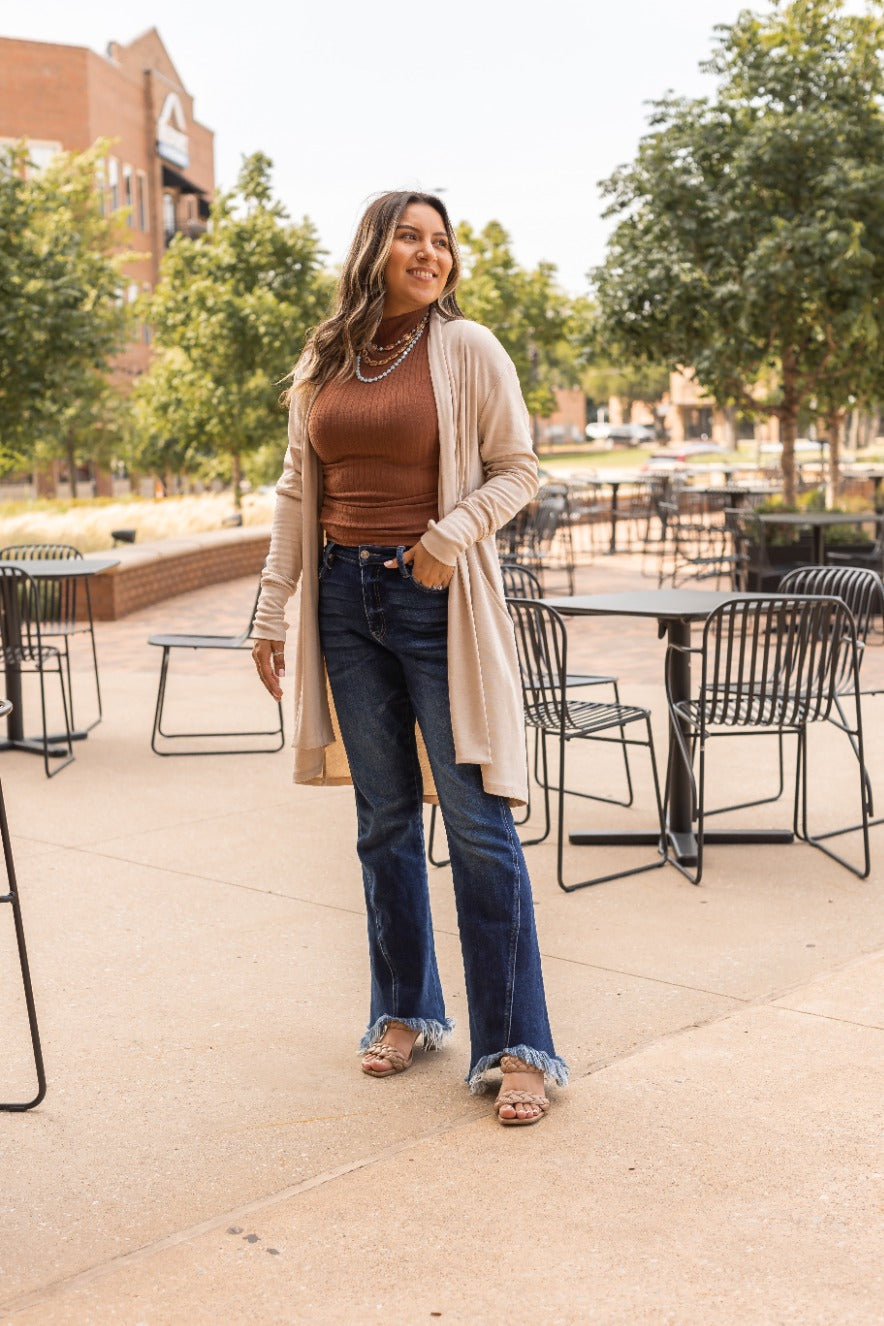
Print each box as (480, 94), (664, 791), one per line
(80, 528), (272, 620)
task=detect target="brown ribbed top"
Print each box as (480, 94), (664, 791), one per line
(309, 307), (440, 546)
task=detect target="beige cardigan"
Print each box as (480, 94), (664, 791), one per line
(253, 311), (539, 804)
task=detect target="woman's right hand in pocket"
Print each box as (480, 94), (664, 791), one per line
(252, 638), (285, 702)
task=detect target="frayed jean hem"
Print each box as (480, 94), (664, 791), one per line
(467, 1045), (570, 1094)
(359, 1015), (455, 1054)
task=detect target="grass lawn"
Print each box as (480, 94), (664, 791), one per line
(0, 491), (275, 553)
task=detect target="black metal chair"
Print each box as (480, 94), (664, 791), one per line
(0, 543), (102, 733)
(148, 581), (284, 755)
(657, 496), (745, 589)
(0, 698), (48, 1111)
(507, 598), (667, 891)
(638, 475), (676, 578)
(664, 594), (872, 884)
(427, 563), (633, 868)
(500, 562), (635, 805)
(780, 566), (884, 826)
(497, 486), (576, 594)
(703, 565), (884, 821)
(0, 568), (75, 778)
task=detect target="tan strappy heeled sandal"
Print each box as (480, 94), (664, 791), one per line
(494, 1054), (550, 1127)
(361, 1022), (419, 1078)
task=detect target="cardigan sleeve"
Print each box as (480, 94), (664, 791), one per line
(252, 393), (306, 640)
(420, 352), (538, 566)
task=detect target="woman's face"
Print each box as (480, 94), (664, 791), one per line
(382, 203), (454, 318)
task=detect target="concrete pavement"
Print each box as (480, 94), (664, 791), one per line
(0, 558), (881, 1324)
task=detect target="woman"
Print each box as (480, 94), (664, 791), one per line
(252, 191), (568, 1126)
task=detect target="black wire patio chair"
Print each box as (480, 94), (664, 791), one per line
(507, 598), (667, 891)
(656, 496), (745, 589)
(426, 562), (634, 867)
(664, 594), (872, 885)
(0, 544), (102, 733)
(148, 580), (284, 756)
(496, 486), (576, 594)
(0, 567), (75, 778)
(701, 565), (884, 822)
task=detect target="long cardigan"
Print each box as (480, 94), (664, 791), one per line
(252, 310), (539, 804)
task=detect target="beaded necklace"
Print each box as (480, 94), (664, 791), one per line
(355, 312), (429, 384)
(369, 324), (419, 353)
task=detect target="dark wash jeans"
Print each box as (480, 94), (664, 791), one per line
(317, 542), (568, 1091)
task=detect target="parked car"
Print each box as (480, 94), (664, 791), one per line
(585, 422), (613, 441)
(607, 424), (656, 447)
(650, 442), (729, 464)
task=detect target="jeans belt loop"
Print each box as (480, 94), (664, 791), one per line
(395, 545), (411, 578)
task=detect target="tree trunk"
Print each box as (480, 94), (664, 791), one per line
(826, 409), (843, 505)
(232, 452), (243, 510)
(869, 407), (882, 449)
(65, 438), (78, 500)
(857, 410), (873, 450)
(721, 405), (737, 450)
(779, 350), (800, 506)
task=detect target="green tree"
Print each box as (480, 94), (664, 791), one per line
(456, 221), (580, 439)
(591, 0), (884, 503)
(134, 152), (332, 501)
(0, 141), (130, 487)
(580, 360), (670, 429)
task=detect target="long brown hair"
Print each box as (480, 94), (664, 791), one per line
(290, 191), (463, 398)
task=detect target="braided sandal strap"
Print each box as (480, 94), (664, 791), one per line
(495, 1090), (550, 1113)
(362, 1042), (410, 1071)
(500, 1054), (542, 1076)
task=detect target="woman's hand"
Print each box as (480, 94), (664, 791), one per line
(384, 544), (455, 590)
(252, 638), (285, 702)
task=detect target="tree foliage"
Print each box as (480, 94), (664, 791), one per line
(133, 152), (332, 497)
(456, 220), (586, 424)
(591, 0), (884, 501)
(0, 141), (130, 482)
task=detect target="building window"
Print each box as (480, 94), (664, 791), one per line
(94, 158), (107, 214)
(0, 137), (62, 178)
(141, 283), (152, 344)
(162, 191), (177, 244)
(136, 171), (148, 231)
(108, 157), (119, 211)
(123, 164), (133, 226)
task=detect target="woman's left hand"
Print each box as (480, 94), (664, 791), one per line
(385, 544), (455, 591)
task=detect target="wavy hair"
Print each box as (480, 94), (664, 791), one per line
(289, 191), (463, 399)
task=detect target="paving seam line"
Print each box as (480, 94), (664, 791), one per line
(3, 946), (881, 1315)
(0, 1108), (487, 1319)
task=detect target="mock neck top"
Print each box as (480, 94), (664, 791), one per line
(308, 305), (439, 546)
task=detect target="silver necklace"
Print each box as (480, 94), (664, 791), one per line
(355, 314), (428, 384)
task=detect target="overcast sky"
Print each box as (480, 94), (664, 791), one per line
(3, 1), (872, 294)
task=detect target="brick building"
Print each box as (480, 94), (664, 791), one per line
(0, 28), (214, 492)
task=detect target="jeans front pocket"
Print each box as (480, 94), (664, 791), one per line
(318, 544), (336, 582)
(395, 544), (450, 595)
(408, 576), (450, 596)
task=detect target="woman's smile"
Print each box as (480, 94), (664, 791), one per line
(382, 201), (454, 316)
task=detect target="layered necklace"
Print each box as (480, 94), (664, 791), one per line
(355, 311), (429, 384)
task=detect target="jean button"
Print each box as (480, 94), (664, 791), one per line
(359, 549), (370, 561)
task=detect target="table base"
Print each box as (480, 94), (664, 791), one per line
(569, 827), (795, 867)
(0, 731), (86, 759)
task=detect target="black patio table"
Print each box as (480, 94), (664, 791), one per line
(583, 474), (648, 554)
(0, 557), (118, 757)
(544, 589), (795, 866)
(753, 510), (881, 565)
